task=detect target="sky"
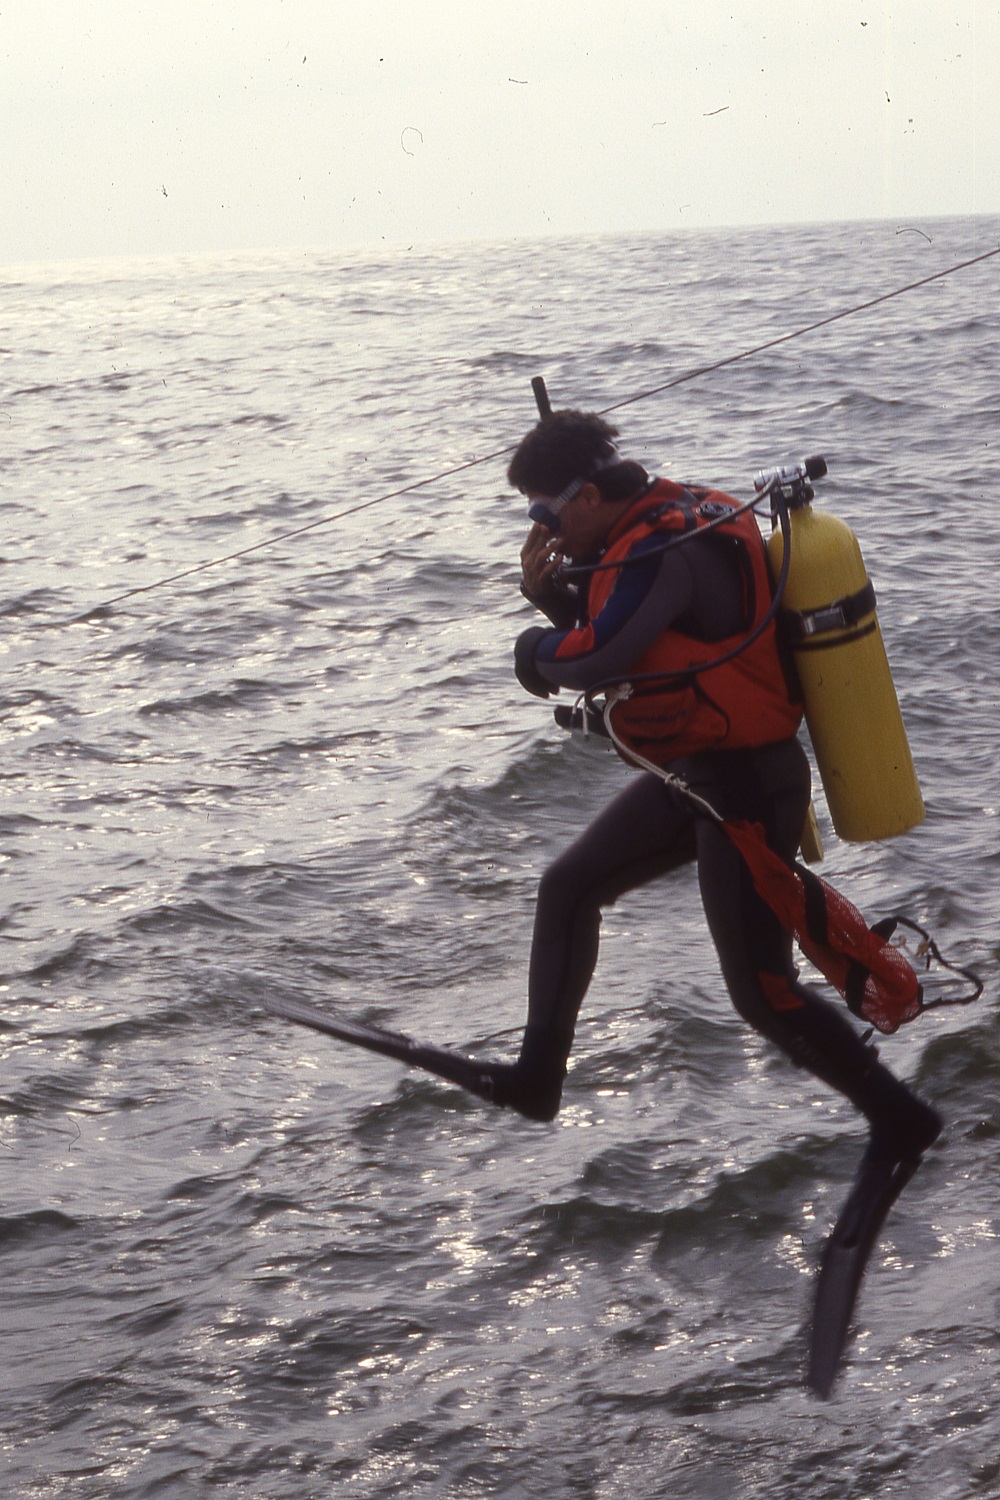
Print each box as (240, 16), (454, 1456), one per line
(2, 0), (997, 265)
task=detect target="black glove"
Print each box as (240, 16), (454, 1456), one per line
(514, 626), (554, 699)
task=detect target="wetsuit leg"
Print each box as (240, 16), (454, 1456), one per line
(686, 740), (940, 1156)
(488, 770), (698, 1120)
(491, 738), (938, 1149)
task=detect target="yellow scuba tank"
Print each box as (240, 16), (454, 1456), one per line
(759, 457), (924, 843)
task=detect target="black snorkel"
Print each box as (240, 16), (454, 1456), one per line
(531, 375), (553, 419)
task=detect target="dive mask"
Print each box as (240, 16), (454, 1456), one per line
(525, 450), (620, 533)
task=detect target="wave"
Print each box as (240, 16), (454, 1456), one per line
(137, 677), (285, 717)
(0, 1209), (80, 1252)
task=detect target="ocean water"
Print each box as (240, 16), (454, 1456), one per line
(1, 216), (999, 1498)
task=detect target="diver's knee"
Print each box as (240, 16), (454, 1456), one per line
(536, 856), (598, 927)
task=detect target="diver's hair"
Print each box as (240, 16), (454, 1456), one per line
(507, 409), (647, 502)
(594, 458), (650, 503)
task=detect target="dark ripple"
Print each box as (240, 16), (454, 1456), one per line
(0, 1209), (80, 1251)
(18, 937), (95, 981)
(518, 1193), (666, 1260)
(0, 588), (69, 618)
(466, 350), (543, 373)
(109, 1297), (187, 1336)
(137, 677), (284, 717)
(165, 1174), (231, 1204)
(230, 412), (291, 429)
(0, 812), (44, 834)
(120, 897), (259, 936)
(48, 1005), (197, 1049)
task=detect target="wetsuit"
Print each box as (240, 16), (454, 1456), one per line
(491, 483), (939, 1160)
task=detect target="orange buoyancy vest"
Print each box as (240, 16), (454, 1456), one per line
(589, 480), (803, 763)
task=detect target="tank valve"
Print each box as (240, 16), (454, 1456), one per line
(754, 455), (828, 508)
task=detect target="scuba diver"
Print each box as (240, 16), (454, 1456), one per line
(271, 400), (975, 1392)
(483, 406), (941, 1173)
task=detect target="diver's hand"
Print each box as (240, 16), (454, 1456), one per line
(520, 523), (562, 597)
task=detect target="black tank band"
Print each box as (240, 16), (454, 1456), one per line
(781, 580), (877, 645)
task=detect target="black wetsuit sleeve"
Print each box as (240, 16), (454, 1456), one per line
(529, 542), (697, 693)
(523, 533), (748, 695)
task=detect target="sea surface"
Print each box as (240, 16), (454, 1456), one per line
(1, 217), (998, 1498)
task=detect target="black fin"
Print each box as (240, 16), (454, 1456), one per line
(807, 1149), (923, 1398)
(267, 996), (499, 1106)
